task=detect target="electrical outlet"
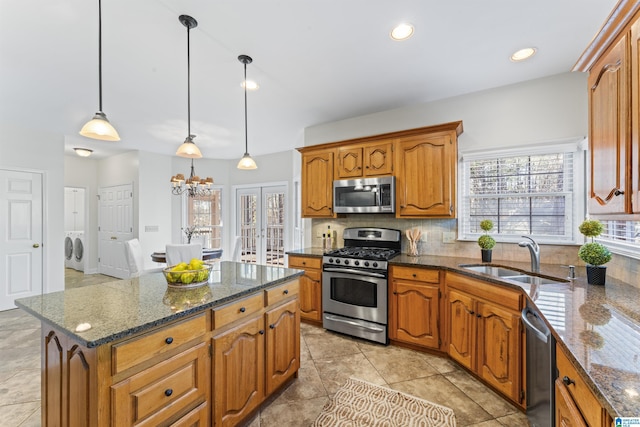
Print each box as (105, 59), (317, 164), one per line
(443, 232), (456, 243)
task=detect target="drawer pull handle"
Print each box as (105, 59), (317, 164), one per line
(240, 307), (246, 313)
(165, 389), (173, 397)
(259, 330), (265, 335)
(562, 376), (575, 386)
(412, 274), (417, 278)
(283, 289), (289, 295)
(269, 324), (275, 329)
(165, 337), (174, 344)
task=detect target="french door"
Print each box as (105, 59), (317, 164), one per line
(236, 185), (286, 266)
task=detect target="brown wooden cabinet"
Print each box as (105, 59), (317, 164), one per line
(445, 272), (523, 404)
(389, 266), (441, 350)
(555, 343), (612, 427)
(574, 2), (640, 216)
(288, 254), (322, 323)
(265, 298), (301, 395)
(300, 149), (334, 218)
(395, 122), (462, 218)
(335, 141), (394, 178)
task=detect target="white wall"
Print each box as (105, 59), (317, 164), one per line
(0, 123), (65, 293)
(304, 72), (588, 152)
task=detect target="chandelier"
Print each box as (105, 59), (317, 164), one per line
(170, 159), (214, 197)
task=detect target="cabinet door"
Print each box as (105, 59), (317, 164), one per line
(363, 141), (393, 176)
(212, 316), (265, 427)
(336, 146), (363, 178)
(396, 133), (456, 217)
(555, 379), (587, 427)
(390, 280), (439, 349)
(299, 269), (322, 322)
(632, 18), (640, 213)
(588, 33), (630, 215)
(301, 150), (334, 218)
(265, 299), (301, 395)
(446, 289), (475, 370)
(476, 301), (521, 401)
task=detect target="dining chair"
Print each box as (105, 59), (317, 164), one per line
(124, 238), (145, 278)
(232, 236), (243, 262)
(165, 243), (202, 266)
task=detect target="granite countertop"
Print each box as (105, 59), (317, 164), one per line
(15, 261), (303, 349)
(287, 249), (640, 418)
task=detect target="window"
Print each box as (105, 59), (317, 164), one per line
(459, 143), (582, 244)
(598, 220), (640, 258)
(184, 188), (223, 249)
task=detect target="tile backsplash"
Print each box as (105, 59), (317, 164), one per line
(311, 216), (640, 289)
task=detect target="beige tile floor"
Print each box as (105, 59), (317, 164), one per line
(1, 269), (530, 426)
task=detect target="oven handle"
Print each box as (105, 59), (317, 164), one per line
(322, 267), (386, 278)
(324, 315), (385, 333)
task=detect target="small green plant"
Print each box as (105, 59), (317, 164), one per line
(577, 219), (611, 266)
(477, 219), (496, 250)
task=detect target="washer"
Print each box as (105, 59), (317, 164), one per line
(73, 232), (85, 272)
(64, 232), (74, 269)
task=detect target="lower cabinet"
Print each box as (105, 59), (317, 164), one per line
(287, 255), (322, 323)
(445, 272), (523, 404)
(555, 344), (612, 427)
(265, 299), (301, 395)
(389, 266), (441, 349)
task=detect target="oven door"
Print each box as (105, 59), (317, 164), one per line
(322, 268), (387, 325)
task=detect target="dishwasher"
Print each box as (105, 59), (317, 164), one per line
(522, 302), (556, 427)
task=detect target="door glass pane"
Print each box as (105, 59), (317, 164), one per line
(186, 189), (222, 249)
(239, 194), (257, 264)
(265, 191), (285, 266)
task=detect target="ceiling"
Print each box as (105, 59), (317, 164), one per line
(0, 0), (618, 160)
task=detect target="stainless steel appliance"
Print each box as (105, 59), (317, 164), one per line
(322, 227), (401, 344)
(522, 302), (556, 427)
(333, 176), (395, 214)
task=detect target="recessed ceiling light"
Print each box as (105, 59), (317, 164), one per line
(390, 23), (414, 41)
(241, 80), (259, 90)
(74, 148), (93, 157)
(510, 47), (537, 62)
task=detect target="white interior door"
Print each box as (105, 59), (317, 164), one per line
(98, 184), (133, 278)
(236, 185), (286, 265)
(0, 170), (43, 311)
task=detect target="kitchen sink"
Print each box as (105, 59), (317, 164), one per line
(460, 264), (568, 285)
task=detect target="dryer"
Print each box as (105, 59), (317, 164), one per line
(72, 232), (85, 272)
(64, 232), (74, 269)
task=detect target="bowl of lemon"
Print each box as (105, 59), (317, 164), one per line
(162, 258), (213, 288)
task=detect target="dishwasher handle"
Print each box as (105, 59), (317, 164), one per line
(521, 306), (550, 343)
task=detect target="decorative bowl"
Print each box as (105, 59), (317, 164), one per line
(162, 263), (213, 288)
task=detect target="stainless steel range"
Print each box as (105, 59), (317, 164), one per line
(322, 227), (401, 344)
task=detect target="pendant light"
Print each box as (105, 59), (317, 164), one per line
(79, 0), (120, 141)
(175, 15), (202, 159)
(237, 55), (258, 170)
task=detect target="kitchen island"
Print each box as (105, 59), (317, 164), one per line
(16, 261), (304, 427)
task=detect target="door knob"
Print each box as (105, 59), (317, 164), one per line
(33, 243), (40, 248)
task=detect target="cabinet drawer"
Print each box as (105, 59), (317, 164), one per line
(446, 272), (522, 312)
(111, 342), (208, 427)
(288, 255), (321, 270)
(112, 315), (206, 374)
(391, 266), (440, 283)
(556, 344), (606, 427)
(264, 279), (300, 306)
(169, 401), (208, 427)
(212, 293), (264, 330)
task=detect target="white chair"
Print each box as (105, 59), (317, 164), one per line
(232, 236), (243, 262)
(165, 243), (202, 266)
(124, 239), (145, 278)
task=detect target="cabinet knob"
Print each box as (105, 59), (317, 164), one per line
(240, 307), (246, 313)
(476, 313), (482, 318)
(412, 273), (417, 278)
(562, 376), (575, 386)
(165, 337), (173, 344)
(164, 389), (173, 397)
(270, 324), (275, 329)
(614, 189), (625, 196)
(283, 289), (289, 295)
(393, 291), (398, 295)
(259, 330), (265, 335)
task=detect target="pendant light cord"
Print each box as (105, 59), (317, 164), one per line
(98, 0), (103, 112)
(244, 61), (248, 154)
(187, 22), (191, 138)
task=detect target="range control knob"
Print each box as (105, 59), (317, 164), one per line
(354, 260), (360, 266)
(335, 259), (341, 264)
(364, 261), (370, 267)
(372, 262), (378, 268)
(344, 260), (350, 265)
(328, 258), (334, 263)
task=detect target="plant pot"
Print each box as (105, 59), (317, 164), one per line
(586, 265), (606, 286)
(481, 249), (492, 263)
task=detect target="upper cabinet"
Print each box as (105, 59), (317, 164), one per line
(574, 1), (640, 216)
(297, 121), (463, 219)
(335, 141), (394, 179)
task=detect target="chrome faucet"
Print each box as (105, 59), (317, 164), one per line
(518, 236), (540, 273)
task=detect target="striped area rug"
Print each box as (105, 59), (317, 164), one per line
(312, 378), (457, 427)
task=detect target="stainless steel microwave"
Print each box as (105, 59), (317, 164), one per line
(333, 176), (395, 214)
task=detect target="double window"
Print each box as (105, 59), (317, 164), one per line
(459, 143), (583, 244)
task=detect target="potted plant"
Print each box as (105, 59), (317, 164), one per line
(578, 219), (612, 285)
(477, 219), (496, 262)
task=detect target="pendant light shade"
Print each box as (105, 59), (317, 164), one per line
(80, 0), (120, 141)
(237, 54), (257, 170)
(176, 15), (202, 159)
